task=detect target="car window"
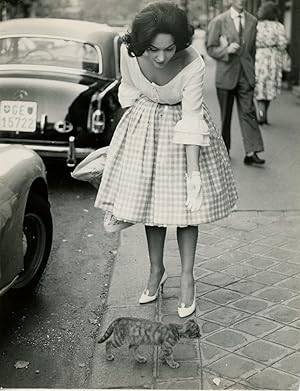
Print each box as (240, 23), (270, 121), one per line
(0, 36), (101, 73)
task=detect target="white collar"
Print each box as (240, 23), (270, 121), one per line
(230, 6), (244, 19)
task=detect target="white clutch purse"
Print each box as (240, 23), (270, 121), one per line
(71, 146), (109, 189)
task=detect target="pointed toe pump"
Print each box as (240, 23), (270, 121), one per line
(139, 271), (168, 304)
(178, 288), (196, 318)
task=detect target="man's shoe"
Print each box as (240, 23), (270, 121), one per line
(244, 153), (265, 165)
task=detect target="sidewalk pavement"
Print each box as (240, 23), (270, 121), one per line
(88, 46), (300, 389)
(89, 211), (300, 389)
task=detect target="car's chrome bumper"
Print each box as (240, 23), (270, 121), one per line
(0, 136), (95, 168)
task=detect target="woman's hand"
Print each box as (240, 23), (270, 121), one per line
(185, 171), (203, 212)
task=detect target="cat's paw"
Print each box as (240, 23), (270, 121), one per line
(166, 360), (180, 369)
(136, 356), (147, 364)
(106, 354), (115, 361)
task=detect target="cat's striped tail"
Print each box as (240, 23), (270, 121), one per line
(97, 319), (117, 343)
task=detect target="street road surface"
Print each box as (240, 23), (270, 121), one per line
(0, 164), (119, 388)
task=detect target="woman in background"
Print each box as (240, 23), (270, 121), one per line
(255, 1), (288, 125)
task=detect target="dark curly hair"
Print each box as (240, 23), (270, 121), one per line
(257, 1), (278, 21)
(122, 1), (194, 57)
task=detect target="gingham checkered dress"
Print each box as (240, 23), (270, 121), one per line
(94, 46), (238, 226)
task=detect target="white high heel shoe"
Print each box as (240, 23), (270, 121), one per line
(139, 271), (168, 304)
(178, 287), (196, 318)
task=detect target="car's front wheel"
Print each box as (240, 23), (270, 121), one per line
(12, 193), (53, 293)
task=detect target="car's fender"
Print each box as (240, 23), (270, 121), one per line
(0, 145), (48, 289)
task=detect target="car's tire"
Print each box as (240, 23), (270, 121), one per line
(12, 193), (53, 294)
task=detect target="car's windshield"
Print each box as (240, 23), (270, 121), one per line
(0, 36), (100, 73)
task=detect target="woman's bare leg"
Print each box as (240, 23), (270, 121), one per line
(177, 225), (198, 306)
(144, 225), (167, 295)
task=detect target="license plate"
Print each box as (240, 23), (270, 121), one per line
(0, 101), (37, 132)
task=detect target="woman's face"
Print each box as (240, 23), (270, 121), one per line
(146, 33), (176, 69)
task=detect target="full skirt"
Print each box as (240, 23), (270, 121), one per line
(95, 96), (238, 226)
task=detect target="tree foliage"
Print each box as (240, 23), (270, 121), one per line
(1, 0), (208, 25)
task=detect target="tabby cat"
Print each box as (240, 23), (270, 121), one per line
(97, 317), (201, 368)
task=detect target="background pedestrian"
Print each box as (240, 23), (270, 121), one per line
(255, 1), (289, 125)
(205, 0), (265, 166)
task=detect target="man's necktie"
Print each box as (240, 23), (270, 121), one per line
(238, 14), (243, 42)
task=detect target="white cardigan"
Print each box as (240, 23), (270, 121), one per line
(118, 45), (210, 146)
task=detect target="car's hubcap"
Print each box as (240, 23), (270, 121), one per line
(15, 212), (46, 287)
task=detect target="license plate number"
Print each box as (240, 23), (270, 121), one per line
(0, 101), (37, 132)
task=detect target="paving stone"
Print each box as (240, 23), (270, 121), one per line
(225, 382), (256, 389)
(155, 379), (201, 389)
(196, 245), (229, 258)
(213, 238), (246, 251)
(207, 353), (265, 382)
(237, 243), (270, 255)
(288, 255), (300, 265)
(273, 351), (300, 376)
(207, 226), (239, 238)
(157, 360), (200, 379)
(264, 325), (300, 349)
(197, 232), (221, 245)
(202, 370), (235, 389)
(244, 256), (280, 269)
(201, 342), (229, 366)
(161, 314), (187, 324)
(269, 262), (300, 276)
(231, 230), (266, 243)
(232, 316), (281, 337)
(195, 254), (210, 265)
(203, 328), (255, 351)
(162, 287), (180, 300)
(195, 281), (218, 295)
(280, 240), (300, 252)
(259, 304), (300, 324)
(223, 264), (261, 278)
(202, 307), (249, 326)
(199, 223), (218, 232)
(164, 276), (180, 288)
(262, 247), (297, 261)
(201, 288), (243, 305)
(197, 320), (223, 336)
(277, 276), (300, 292)
(199, 258), (237, 272)
(255, 234), (291, 247)
(227, 279), (265, 295)
(229, 296), (272, 314)
(290, 319), (300, 329)
(236, 339), (293, 365)
(160, 298), (179, 314)
(194, 267), (213, 280)
(217, 250), (254, 263)
(252, 286), (296, 303)
(250, 270), (288, 285)
(284, 295), (300, 310)
(247, 367), (300, 390)
(199, 272), (239, 288)
(173, 342), (198, 361)
(164, 256), (181, 276)
(196, 299), (220, 315)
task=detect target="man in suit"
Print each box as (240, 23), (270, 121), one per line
(205, 0), (265, 165)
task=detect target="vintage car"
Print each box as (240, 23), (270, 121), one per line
(0, 144), (53, 296)
(0, 18), (123, 167)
